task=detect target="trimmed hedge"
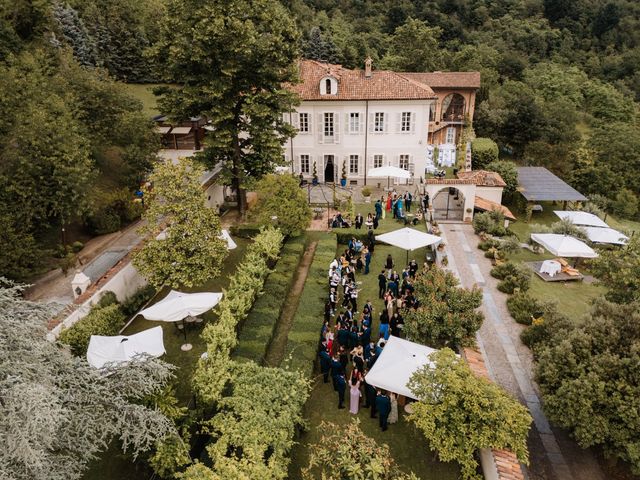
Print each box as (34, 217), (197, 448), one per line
(282, 236), (337, 378)
(507, 292), (546, 325)
(59, 303), (126, 356)
(490, 262), (531, 294)
(233, 236), (306, 363)
(471, 137), (499, 170)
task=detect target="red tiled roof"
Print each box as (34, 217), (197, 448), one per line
(474, 196), (516, 221)
(290, 60), (436, 101)
(426, 178), (476, 185)
(401, 71), (481, 89)
(458, 170), (507, 187)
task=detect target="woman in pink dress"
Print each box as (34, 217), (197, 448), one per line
(349, 373), (361, 414)
(385, 193), (392, 212)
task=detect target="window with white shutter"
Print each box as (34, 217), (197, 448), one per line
(349, 154), (359, 175)
(399, 154), (410, 170)
(299, 154), (310, 174)
(348, 112), (361, 134)
(298, 112), (309, 133)
(401, 112), (412, 133)
(373, 112), (385, 133)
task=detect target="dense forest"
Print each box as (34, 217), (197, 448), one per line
(2, 0), (640, 280)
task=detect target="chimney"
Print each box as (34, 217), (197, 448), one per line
(364, 57), (372, 78)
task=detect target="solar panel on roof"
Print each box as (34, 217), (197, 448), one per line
(516, 167), (587, 202)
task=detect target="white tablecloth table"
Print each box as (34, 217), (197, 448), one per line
(539, 260), (561, 277)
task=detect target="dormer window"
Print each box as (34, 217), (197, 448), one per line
(320, 76), (338, 95)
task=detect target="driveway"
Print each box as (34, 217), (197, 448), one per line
(440, 223), (605, 480)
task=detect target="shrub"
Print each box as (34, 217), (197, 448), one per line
(478, 239), (501, 251)
(486, 160), (518, 196)
(252, 174), (311, 236)
(121, 284), (157, 317)
(59, 304), (126, 356)
(473, 210), (507, 236)
(361, 186), (372, 197)
(97, 291), (118, 308)
(611, 188), (639, 219)
(471, 138), (498, 170)
(71, 241), (84, 253)
(85, 188), (143, 235)
(491, 262), (531, 294)
(507, 292), (553, 325)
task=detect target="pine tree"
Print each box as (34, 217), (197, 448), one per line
(304, 26), (339, 63)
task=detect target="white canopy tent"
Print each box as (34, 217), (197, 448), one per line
(138, 290), (223, 351)
(553, 210), (609, 228)
(530, 233), (598, 258)
(582, 227), (629, 245)
(365, 336), (438, 400)
(156, 229), (237, 250)
(367, 165), (411, 188)
(86, 326), (165, 369)
(376, 227), (442, 263)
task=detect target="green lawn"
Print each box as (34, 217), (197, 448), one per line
(287, 223), (458, 479)
(122, 83), (165, 118)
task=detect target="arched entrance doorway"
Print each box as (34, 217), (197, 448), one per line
(324, 155), (335, 183)
(432, 187), (465, 221)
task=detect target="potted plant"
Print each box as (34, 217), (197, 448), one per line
(441, 255), (449, 267)
(361, 186), (372, 203)
(340, 161), (347, 187)
(312, 161), (318, 185)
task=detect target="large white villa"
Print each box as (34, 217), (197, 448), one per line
(285, 58), (480, 186)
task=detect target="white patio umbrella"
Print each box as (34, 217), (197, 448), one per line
(367, 165), (411, 188)
(582, 227), (629, 245)
(138, 290), (223, 351)
(365, 336), (438, 400)
(530, 233), (598, 258)
(553, 211), (609, 228)
(87, 326), (165, 369)
(376, 227), (442, 263)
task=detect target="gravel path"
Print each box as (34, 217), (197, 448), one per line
(441, 223), (605, 480)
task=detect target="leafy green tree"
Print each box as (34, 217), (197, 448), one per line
(303, 419), (418, 480)
(133, 158), (228, 289)
(534, 298), (640, 473)
(408, 348), (531, 480)
(486, 160), (518, 196)
(611, 188), (639, 219)
(591, 235), (640, 304)
(0, 281), (176, 480)
(0, 207), (43, 280)
(590, 123), (640, 196)
(380, 18), (444, 72)
(153, 0), (300, 213)
(253, 174), (311, 236)
(403, 266), (483, 348)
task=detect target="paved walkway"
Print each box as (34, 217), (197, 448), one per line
(440, 223), (605, 480)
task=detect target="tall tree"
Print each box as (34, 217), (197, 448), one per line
(408, 348), (531, 480)
(304, 26), (339, 63)
(591, 235), (640, 304)
(133, 157), (228, 288)
(380, 18), (444, 72)
(0, 281), (175, 480)
(153, 0), (300, 213)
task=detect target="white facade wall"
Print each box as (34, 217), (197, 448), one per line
(285, 99), (434, 186)
(476, 186), (503, 205)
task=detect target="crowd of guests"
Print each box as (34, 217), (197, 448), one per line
(318, 219), (426, 432)
(331, 190), (430, 230)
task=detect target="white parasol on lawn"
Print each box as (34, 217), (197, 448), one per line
(367, 165), (411, 188)
(530, 233), (598, 258)
(138, 290), (223, 351)
(553, 211), (609, 228)
(87, 326), (165, 369)
(376, 227), (442, 263)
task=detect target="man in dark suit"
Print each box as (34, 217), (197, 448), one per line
(376, 390), (391, 431)
(336, 373), (347, 409)
(378, 270), (387, 299)
(319, 349), (331, 383)
(355, 213), (363, 229)
(364, 378), (377, 416)
(330, 355), (344, 391)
